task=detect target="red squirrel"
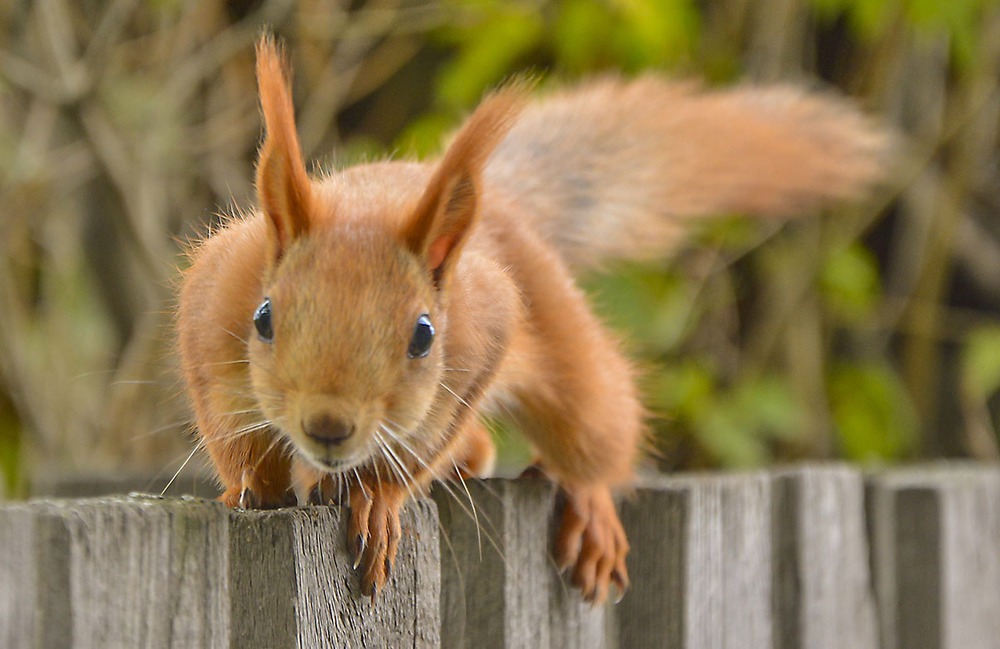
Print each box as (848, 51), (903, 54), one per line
(177, 36), (890, 604)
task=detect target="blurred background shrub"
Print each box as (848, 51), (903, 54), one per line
(1, 0), (999, 494)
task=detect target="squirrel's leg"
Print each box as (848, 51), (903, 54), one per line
(289, 453), (412, 598)
(507, 294), (642, 603)
(346, 473), (409, 599)
(200, 414), (295, 509)
(447, 419), (497, 479)
(292, 458), (341, 505)
(518, 456), (630, 601)
(352, 418), (486, 597)
(295, 413), (479, 598)
(553, 481), (630, 603)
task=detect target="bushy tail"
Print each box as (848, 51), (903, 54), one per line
(484, 76), (893, 270)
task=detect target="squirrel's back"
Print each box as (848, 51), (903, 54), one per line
(484, 76), (892, 270)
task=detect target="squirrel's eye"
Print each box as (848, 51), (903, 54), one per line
(407, 314), (434, 359)
(254, 298), (273, 343)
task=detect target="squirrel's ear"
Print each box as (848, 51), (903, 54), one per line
(255, 35), (312, 260)
(403, 84), (527, 284)
(403, 163), (478, 285)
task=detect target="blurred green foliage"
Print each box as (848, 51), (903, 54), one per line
(812, 0), (990, 68)
(386, 0), (1000, 469)
(963, 326), (1000, 400)
(0, 421), (18, 497)
(828, 362), (919, 462)
(3, 0), (1000, 485)
(400, 0), (704, 156)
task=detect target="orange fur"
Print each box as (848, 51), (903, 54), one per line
(177, 36), (891, 603)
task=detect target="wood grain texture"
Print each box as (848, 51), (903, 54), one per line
(1, 494), (440, 649)
(614, 478), (687, 647)
(63, 496), (231, 648)
(432, 478), (606, 649)
(7, 466), (1000, 648)
(772, 465), (878, 649)
(868, 465), (1000, 649)
(0, 504), (73, 649)
(286, 501), (441, 648)
(616, 473), (773, 649)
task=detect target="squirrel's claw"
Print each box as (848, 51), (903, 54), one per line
(307, 483), (323, 506)
(219, 468), (295, 510)
(305, 473), (349, 507)
(239, 468), (259, 509)
(238, 485), (257, 510)
(346, 477), (405, 601)
(518, 461), (549, 480)
(554, 484), (630, 606)
(611, 565), (630, 603)
(352, 534), (365, 570)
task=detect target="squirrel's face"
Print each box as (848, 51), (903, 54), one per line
(248, 225), (444, 473)
(245, 44), (517, 473)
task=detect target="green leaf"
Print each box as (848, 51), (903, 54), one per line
(819, 243), (881, 323)
(435, 8), (545, 109)
(904, 0), (985, 71)
(731, 377), (806, 443)
(0, 421), (19, 498)
(828, 363), (918, 462)
(696, 377), (805, 467)
(652, 367), (805, 468)
(553, 0), (615, 72)
(810, 0), (854, 21)
(394, 112), (457, 158)
(648, 359), (716, 417)
(698, 405), (768, 467)
(696, 215), (764, 251)
(611, 0), (700, 69)
(810, 0), (893, 39)
(961, 325), (1000, 399)
(586, 265), (695, 353)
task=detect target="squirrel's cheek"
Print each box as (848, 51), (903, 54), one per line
(386, 376), (440, 425)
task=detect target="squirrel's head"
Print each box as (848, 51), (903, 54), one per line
(246, 36), (522, 473)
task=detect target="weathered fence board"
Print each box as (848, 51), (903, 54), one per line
(0, 504), (73, 649)
(432, 479), (605, 649)
(868, 465), (1000, 649)
(615, 473), (773, 649)
(6, 464), (1000, 648)
(611, 479), (687, 647)
(1, 496), (439, 649)
(772, 465), (879, 649)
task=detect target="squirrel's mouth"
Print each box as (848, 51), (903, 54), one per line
(298, 444), (369, 473)
(276, 402), (379, 471)
(291, 426), (378, 475)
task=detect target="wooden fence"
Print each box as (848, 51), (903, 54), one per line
(2, 464), (999, 648)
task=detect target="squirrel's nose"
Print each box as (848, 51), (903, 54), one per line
(303, 415), (355, 446)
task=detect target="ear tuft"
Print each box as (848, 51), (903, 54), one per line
(404, 82), (530, 283)
(255, 34), (313, 259)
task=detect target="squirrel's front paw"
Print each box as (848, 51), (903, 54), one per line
(219, 468), (295, 509)
(555, 484), (630, 605)
(347, 479), (406, 600)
